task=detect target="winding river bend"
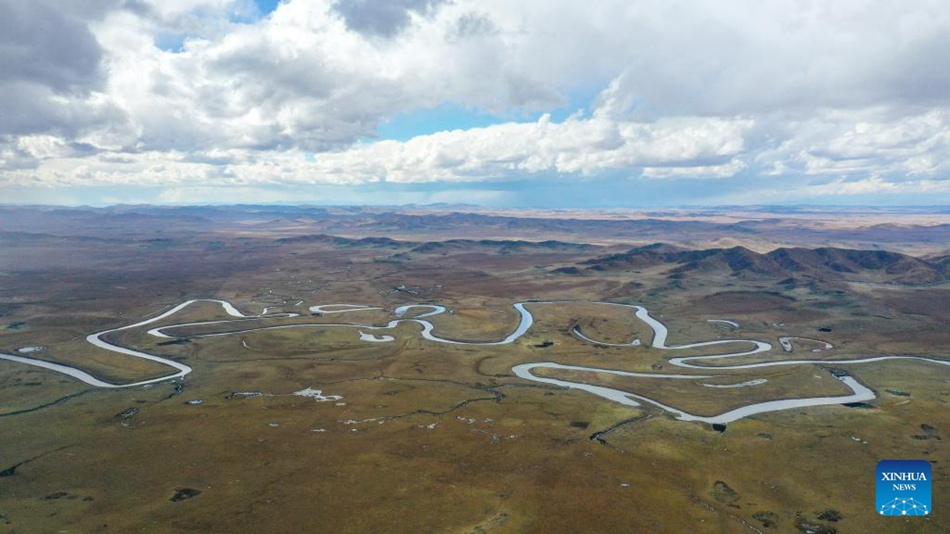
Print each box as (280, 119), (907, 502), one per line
(2, 299), (947, 425)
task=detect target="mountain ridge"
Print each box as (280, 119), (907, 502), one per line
(579, 244), (948, 284)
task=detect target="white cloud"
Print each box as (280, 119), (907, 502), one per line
(2, 0), (950, 203)
(794, 176), (950, 199)
(756, 108), (950, 178)
(4, 102), (754, 187)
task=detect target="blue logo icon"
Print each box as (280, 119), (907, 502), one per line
(877, 460), (931, 516)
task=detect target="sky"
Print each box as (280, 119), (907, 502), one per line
(2, 0), (950, 207)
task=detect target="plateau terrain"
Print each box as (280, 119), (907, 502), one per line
(0, 205), (947, 533)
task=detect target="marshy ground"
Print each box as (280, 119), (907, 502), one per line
(0, 206), (947, 533)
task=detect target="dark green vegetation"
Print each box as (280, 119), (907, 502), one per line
(0, 205), (947, 533)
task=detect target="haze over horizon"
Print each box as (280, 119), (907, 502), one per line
(3, 1), (950, 207)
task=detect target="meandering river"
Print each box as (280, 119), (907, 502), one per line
(2, 298), (947, 425)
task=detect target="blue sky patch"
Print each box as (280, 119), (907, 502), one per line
(375, 104), (515, 142)
(373, 90), (598, 142)
(154, 33), (188, 53)
(254, 0), (282, 17)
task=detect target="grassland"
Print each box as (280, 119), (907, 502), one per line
(0, 205), (947, 533)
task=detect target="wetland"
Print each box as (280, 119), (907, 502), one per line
(0, 205), (947, 533)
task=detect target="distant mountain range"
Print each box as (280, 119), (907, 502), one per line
(1, 205), (946, 285)
(274, 233), (948, 284)
(578, 243), (949, 284)
(2, 205), (947, 252)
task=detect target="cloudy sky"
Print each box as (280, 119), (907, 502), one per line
(2, 0), (950, 207)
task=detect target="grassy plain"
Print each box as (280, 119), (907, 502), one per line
(0, 206), (947, 533)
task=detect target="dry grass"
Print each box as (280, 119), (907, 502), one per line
(0, 210), (947, 533)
